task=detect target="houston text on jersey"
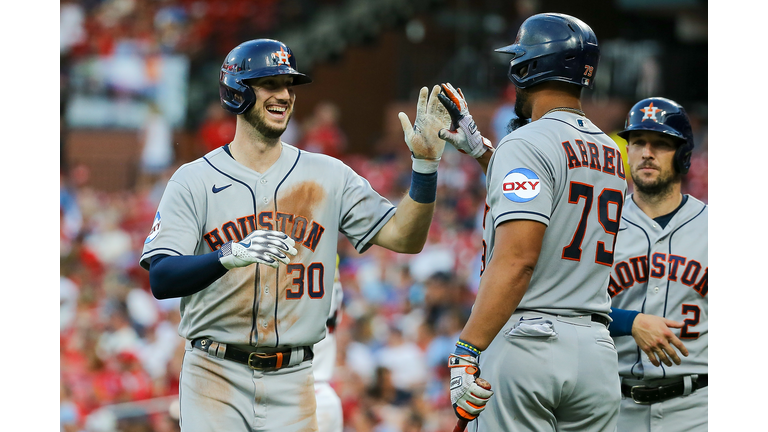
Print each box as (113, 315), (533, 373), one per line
(608, 253), (708, 298)
(204, 211), (325, 252)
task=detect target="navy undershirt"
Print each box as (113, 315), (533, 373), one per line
(148, 144), (235, 299)
(149, 253), (228, 299)
(653, 194), (688, 229)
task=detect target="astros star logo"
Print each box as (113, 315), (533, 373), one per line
(273, 47), (291, 66)
(640, 102), (661, 122)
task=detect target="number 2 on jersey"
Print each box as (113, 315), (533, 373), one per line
(562, 181), (624, 266)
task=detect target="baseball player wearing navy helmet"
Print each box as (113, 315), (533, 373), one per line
(140, 38), (451, 431)
(438, 13), (627, 431)
(608, 97), (708, 432)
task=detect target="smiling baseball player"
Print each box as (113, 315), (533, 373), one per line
(608, 97), (708, 432)
(140, 39), (450, 432)
(439, 13), (627, 431)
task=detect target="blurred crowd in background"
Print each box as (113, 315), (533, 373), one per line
(60, 1), (708, 431)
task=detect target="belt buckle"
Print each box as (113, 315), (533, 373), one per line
(630, 385), (651, 405)
(247, 352), (274, 371)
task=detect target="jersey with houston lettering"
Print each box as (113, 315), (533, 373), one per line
(609, 195), (708, 380)
(139, 144), (395, 349)
(483, 111), (628, 316)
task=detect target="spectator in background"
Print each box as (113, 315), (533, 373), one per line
(139, 102), (174, 183)
(298, 101), (347, 158)
(376, 326), (429, 396)
(198, 101), (237, 153)
(490, 83), (518, 144)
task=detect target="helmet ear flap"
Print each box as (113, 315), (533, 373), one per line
(219, 74), (257, 115)
(674, 141), (692, 174)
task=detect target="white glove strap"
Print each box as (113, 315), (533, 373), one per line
(219, 241), (249, 270)
(458, 115), (492, 159)
(411, 156), (441, 174)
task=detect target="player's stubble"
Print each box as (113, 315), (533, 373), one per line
(243, 102), (293, 140)
(631, 159), (681, 198)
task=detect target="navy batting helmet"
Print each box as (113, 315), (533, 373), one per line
(618, 97), (695, 174)
(219, 39), (312, 115)
(495, 13), (599, 89)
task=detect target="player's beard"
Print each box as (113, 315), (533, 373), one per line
(514, 87), (532, 120)
(507, 87), (532, 132)
(631, 162), (681, 197)
(243, 105), (292, 140)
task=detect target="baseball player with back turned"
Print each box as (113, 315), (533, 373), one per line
(607, 97), (708, 432)
(139, 38), (451, 432)
(437, 13), (627, 431)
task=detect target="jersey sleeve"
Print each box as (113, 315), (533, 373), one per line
(487, 138), (556, 228)
(139, 179), (203, 269)
(338, 165), (396, 254)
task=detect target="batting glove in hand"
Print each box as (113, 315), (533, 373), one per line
(218, 230), (297, 270)
(448, 354), (494, 421)
(398, 85), (450, 174)
(437, 83), (494, 159)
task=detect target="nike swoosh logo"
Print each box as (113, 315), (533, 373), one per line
(212, 184), (232, 193)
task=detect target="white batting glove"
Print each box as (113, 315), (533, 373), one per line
(398, 85), (451, 174)
(437, 83), (494, 159)
(448, 354), (494, 421)
(218, 230), (297, 270)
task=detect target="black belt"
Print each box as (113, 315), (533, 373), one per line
(591, 314), (610, 327)
(192, 338), (313, 371)
(622, 375), (708, 404)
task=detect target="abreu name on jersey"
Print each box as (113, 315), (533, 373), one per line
(561, 138), (626, 179)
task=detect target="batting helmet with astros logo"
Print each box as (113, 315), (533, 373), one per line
(219, 39), (312, 115)
(495, 13), (600, 89)
(618, 97), (695, 174)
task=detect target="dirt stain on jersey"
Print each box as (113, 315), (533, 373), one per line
(274, 181), (327, 334)
(285, 371), (318, 430)
(276, 180), (326, 260)
(186, 351), (232, 413)
(217, 266), (259, 324)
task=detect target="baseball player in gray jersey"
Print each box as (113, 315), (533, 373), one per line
(313, 257), (343, 432)
(139, 39), (450, 432)
(438, 13), (626, 432)
(607, 97), (707, 432)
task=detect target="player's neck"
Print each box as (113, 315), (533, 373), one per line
(632, 186), (683, 219)
(530, 89), (582, 121)
(230, 121), (283, 173)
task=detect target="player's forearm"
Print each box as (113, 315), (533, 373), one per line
(475, 148), (493, 175)
(149, 253), (228, 299)
(608, 308), (640, 337)
(371, 169), (437, 253)
(459, 259), (533, 350)
(374, 194), (435, 253)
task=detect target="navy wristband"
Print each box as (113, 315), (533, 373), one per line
(454, 339), (481, 357)
(608, 308), (641, 337)
(408, 170), (437, 204)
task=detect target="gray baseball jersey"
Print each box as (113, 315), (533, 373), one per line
(313, 266), (343, 432)
(476, 110), (627, 432)
(608, 195), (707, 432)
(608, 194), (708, 379)
(482, 110), (628, 316)
(140, 144), (395, 349)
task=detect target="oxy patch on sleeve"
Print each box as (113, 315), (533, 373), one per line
(501, 168), (541, 203)
(145, 211), (162, 244)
